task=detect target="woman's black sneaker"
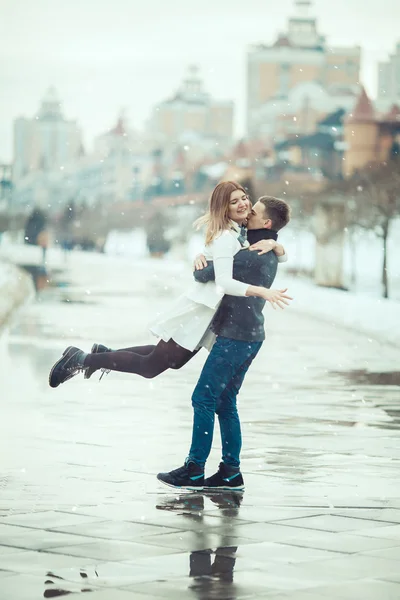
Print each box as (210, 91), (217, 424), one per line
(157, 460), (204, 490)
(203, 462), (244, 491)
(84, 343), (111, 380)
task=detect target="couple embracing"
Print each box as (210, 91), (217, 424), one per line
(49, 181), (292, 491)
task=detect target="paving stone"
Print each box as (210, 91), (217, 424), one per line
(0, 545), (26, 555)
(0, 572), (99, 599)
(330, 508), (400, 524)
(0, 549), (95, 575)
(300, 579), (400, 599)
(287, 553), (399, 581)
(273, 514), (395, 533)
(49, 539), (181, 561)
(352, 524), (400, 540)
(216, 541), (339, 564)
(50, 519), (182, 541)
(360, 545), (400, 560)
(139, 529), (256, 552)
(0, 523), (103, 551)
(71, 590), (149, 599)
(127, 577), (262, 599)
(0, 510), (104, 530)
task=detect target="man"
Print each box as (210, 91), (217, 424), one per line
(157, 196), (291, 491)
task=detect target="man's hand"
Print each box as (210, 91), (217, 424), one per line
(249, 240), (276, 255)
(193, 253), (208, 270)
(262, 287), (293, 310)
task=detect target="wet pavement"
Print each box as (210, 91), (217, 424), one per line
(1, 250), (400, 599)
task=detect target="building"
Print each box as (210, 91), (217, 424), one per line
(274, 107), (347, 180)
(13, 87), (82, 183)
(251, 81), (358, 143)
(269, 86), (400, 180)
(148, 65), (234, 148)
(247, 0), (360, 140)
(378, 41), (400, 109)
(343, 87), (400, 177)
(0, 164), (13, 209)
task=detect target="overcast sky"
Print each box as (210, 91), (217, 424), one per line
(1, 0), (399, 161)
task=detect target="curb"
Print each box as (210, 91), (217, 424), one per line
(0, 260), (35, 334)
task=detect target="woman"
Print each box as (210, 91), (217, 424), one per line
(49, 181), (291, 388)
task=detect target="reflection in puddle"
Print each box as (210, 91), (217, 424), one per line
(43, 570), (97, 598)
(189, 546), (237, 598)
(156, 491), (243, 516)
(157, 493), (242, 599)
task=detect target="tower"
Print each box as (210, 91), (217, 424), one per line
(180, 65), (205, 99)
(13, 88), (82, 183)
(343, 87), (378, 177)
(37, 86), (63, 120)
(287, 1), (324, 48)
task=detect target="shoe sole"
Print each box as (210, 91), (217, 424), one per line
(49, 346), (74, 388)
(157, 478), (204, 491)
(203, 485), (245, 491)
(84, 343), (99, 380)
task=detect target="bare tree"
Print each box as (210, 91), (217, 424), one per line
(352, 159), (400, 298)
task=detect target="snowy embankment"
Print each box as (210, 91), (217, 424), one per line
(274, 273), (400, 348)
(0, 260), (35, 332)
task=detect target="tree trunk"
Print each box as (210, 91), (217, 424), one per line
(314, 201), (346, 288)
(349, 229), (357, 287)
(382, 220), (389, 299)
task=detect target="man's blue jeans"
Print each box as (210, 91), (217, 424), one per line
(188, 336), (262, 469)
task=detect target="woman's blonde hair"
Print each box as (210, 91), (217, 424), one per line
(194, 181), (247, 245)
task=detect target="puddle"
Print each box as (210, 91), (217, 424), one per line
(327, 369), (400, 430)
(330, 369), (400, 386)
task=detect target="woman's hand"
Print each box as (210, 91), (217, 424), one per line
(262, 288), (293, 309)
(249, 240), (276, 255)
(193, 253), (208, 270)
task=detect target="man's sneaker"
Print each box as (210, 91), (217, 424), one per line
(84, 343), (111, 380)
(49, 346), (87, 388)
(203, 463), (245, 491)
(157, 460), (204, 490)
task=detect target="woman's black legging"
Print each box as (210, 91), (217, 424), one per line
(83, 339), (198, 379)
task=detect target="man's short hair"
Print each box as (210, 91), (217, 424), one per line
(258, 196), (291, 231)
